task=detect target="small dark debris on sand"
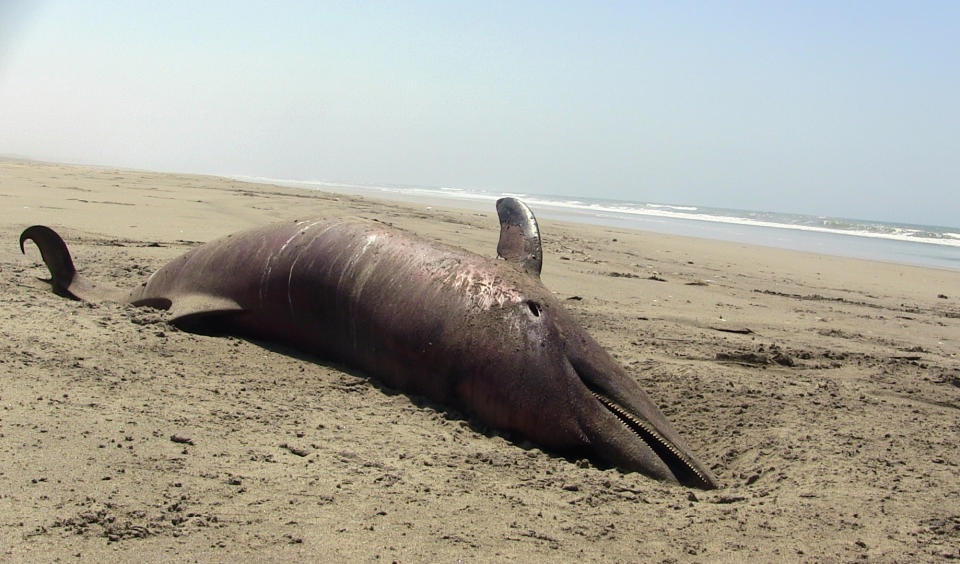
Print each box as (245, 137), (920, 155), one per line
(709, 326), (754, 335)
(281, 443), (311, 457)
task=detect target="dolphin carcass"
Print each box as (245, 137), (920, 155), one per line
(20, 198), (718, 488)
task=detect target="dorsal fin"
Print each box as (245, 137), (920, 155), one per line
(496, 198), (542, 277)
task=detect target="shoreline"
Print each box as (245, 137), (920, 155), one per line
(2, 159), (959, 561)
(6, 156), (958, 270)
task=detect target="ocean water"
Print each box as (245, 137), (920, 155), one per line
(231, 175), (960, 271)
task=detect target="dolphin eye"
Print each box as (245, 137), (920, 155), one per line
(525, 300), (542, 317)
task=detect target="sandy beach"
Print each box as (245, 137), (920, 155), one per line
(2, 159), (958, 561)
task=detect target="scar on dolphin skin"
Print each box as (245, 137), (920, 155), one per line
(19, 198), (719, 489)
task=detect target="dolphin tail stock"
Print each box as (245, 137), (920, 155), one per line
(19, 225), (126, 302)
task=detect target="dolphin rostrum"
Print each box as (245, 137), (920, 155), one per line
(20, 198), (718, 488)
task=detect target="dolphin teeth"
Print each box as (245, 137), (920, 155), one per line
(592, 392), (710, 487)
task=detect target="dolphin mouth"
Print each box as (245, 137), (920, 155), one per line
(589, 389), (716, 489)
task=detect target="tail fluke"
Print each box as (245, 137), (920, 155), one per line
(20, 226), (124, 301)
(20, 226), (80, 298)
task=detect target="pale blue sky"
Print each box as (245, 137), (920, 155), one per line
(1, 1), (957, 226)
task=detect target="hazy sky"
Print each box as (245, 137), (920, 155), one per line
(1, 1), (957, 226)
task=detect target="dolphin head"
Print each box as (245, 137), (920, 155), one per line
(452, 291), (718, 489)
(470, 197), (719, 488)
(557, 308), (719, 489)
(529, 299), (718, 489)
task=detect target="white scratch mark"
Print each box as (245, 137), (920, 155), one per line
(259, 219), (328, 309)
(283, 221), (339, 317)
(287, 252), (303, 317)
(440, 263), (521, 311)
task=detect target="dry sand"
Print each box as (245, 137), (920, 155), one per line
(1, 159), (958, 561)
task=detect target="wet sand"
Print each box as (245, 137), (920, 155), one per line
(2, 159), (958, 561)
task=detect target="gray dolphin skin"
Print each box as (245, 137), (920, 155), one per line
(20, 198), (718, 489)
